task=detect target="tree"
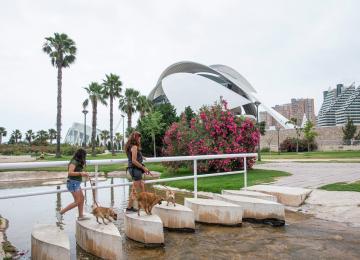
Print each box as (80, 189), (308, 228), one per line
(183, 106), (196, 126)
(103, 73), (122, 155)
(256, 121), (266, 136)
(11, 130), (22, 144)
(43, 33), (77, 157)
(114, 132), (123, 150)
(25, 130), (36, 145)
(0, 127), (7, 145)
(100, 130), (110, 147)
(48, 129), (57, 144)
(136, 103), (178, 156)
(136, 95), (152, 118)
(36, 130), (49, 145)
(286, 118), (302, 153)
(119, 88), (140, 131)
(84, 82), (107, 156)
(140, 111), (165, 157)
(342, 117), (357, 145)
(303, 120), (318, 152)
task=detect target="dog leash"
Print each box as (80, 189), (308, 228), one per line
(88, 176), (100, 208)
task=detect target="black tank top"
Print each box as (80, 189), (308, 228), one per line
(127, 146), (143, 168)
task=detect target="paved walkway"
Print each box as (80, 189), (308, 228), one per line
(255, 162), (360, 188)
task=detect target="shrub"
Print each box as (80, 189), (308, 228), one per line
(261, 147), (270, 152)
(163, 99), (259, 173)
(280, 137), (317, 152)
(0, 144), (105, 156)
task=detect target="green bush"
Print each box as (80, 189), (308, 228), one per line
(260, 147), (270, 152)
(0, 144), (105, 156)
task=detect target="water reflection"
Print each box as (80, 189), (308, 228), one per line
(0, 178), (360, 260)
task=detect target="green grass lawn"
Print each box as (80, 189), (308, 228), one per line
(320, 181), (360, 192)
(160, 169), (290, 193)
(261, 150), (360, 159)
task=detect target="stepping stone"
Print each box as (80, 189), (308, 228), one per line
(124, 212), (164, 245)
(31, 224), (70, 260)
(213, 194), (285, 225)
(245, 185), (312, 207)
(184, 198), (243, 226)
(222, 190), (277, 202)
(76, 215), (122, 260)
(152, 203), (195, 231)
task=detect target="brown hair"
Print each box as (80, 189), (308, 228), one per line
(125, 131), (142, 152)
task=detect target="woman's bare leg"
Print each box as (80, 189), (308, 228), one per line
(77, 191), (85, 217)
(60, 192), (79, 215)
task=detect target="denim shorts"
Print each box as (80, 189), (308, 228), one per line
(66, 179), (81, 192)
(128, 167), (143, 181)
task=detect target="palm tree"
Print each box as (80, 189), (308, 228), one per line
(48, 129), (57, 144)
(100, 130), (110, 147)
(42, 33), (77, 157)
(0, 127), (7, 145)
(84, 82), (107, 156)
(136, 95), (152, 118)
(103, 73), (122, 155)
(36, 130), (49, 145)
(114, 132), (123, 150)
(119, 88), (140, 131)
(25, 130), (36, 145)
(11, 129), (22, 144)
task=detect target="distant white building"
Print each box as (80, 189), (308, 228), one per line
(317, 83), (360, 126)
(64, 122), (101, 146)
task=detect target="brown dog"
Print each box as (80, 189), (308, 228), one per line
(92, 207), (117, 225)
(166, 189), (176, 207)
(136, 192), (163, 216)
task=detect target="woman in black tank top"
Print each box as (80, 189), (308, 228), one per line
(125, 131), (150, 212)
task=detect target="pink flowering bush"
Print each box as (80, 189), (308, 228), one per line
(162, 99), (259, 173)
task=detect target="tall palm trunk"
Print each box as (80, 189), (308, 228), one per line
(56, 66), (62, 157)
(0, 136), (2, 145)
(110, 95), (114, 155)
(127, 108), (132, 130)
(91, 98), (97, 156)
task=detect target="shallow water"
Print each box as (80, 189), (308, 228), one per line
(0, 178), (360, 260)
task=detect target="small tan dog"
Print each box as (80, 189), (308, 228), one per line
(165, 189), (176, 207)
(136, 192), (163, 216)
(91, 206), (118, 225)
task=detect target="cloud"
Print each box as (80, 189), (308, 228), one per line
(1, 0), (359, 141)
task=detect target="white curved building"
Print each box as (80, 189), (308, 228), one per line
(149, 61), (293, 129)
(64, 122), (101, 146)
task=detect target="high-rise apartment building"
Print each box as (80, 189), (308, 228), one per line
(260, 98), (316, 128)
(317, 83), (360, 126)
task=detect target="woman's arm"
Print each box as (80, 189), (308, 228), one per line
(68, 164), (88, 177)
(131, 146), (150, 173)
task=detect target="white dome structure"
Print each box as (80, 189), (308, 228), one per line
(148, 61), (293, 129)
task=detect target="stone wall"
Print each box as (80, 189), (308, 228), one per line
(260, 126), (360, 151)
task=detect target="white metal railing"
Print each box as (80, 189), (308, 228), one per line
(0, 153), (257, 200)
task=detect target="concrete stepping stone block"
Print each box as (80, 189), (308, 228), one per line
(31, 224), (70, 260)
(152, 203), (195, 231)
(124, 212), (164, 245)
(222, 190), (277, 202)
(184, 198), (243, 226)
(76, 216), (122, 260)
(245, 185), (312, 206)
(213, 194), (285, 224)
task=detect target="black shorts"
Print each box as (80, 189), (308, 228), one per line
(128, 167), (143, 181)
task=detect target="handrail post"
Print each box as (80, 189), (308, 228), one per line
(95, 164), (99, 202)
(243, 157), (247, 190)
(194, 159), (197, 198)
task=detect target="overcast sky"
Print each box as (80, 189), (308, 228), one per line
(1, 0), (360, 141)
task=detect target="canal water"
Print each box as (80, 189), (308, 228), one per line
(0, 178), (360, 259)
